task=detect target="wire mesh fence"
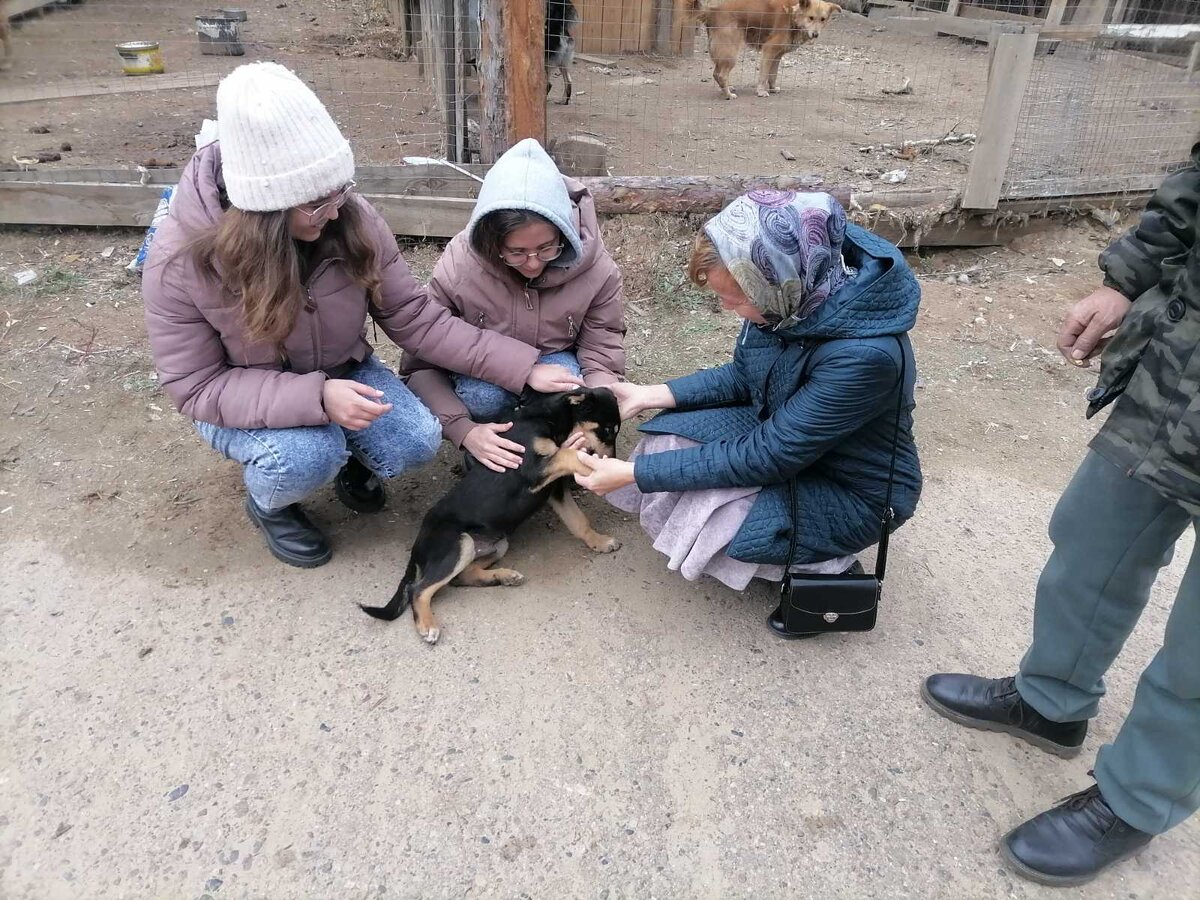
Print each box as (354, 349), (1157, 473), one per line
(0, 0), (1197, 205)
(1003, 35), (1200, 198)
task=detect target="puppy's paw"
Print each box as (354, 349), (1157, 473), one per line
(724, 90), (737, 100)
(589, 535), (622, 553)
(494, 569), (525, 586)
(769, 86), (780, 94)
(423, 626), (441, 645)
(756, 87), (770, 98)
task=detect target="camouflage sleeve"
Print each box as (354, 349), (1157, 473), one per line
(1099, 142), (1199, 301)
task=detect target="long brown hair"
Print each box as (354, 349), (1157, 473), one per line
(191, 198), (382, 345)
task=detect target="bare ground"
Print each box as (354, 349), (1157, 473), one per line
(1, 213), (1197, 898)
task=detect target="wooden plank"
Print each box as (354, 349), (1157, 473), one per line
(1044, 0), (1069, 26)
(671, 0), (698, 55)
(0, 181), (170, 228)
(0, 71), (223, 106)
(962, 30), (1038, 210)
(1073, 0), (1110, 27)
(1039, 22), (1200, 41)
(478, 0), (546, 163)
(0, 175), (1158, 249)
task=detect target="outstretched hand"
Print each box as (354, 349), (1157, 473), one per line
(573, 451), (636, 496)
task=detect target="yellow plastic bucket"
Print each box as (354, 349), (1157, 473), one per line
(115, 41), (165, 76)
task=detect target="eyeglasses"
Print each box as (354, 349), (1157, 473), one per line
(298, 181), (356, 223)
(499, 243), (563, 266)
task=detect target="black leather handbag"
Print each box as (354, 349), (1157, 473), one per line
(777, 339), (906, 635)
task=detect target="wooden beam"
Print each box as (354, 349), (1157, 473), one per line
(1039, 22), (1200, 41)
(1044, 0), (1068, 26)
(962, 31), (1038, 210)
(0, 71), (223, 106)
(0, 172), (1156, 248)
(1073, 0), (1110, 27)
(478, 0), (546, 164)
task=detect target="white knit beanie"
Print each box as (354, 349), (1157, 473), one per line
(216, 62), (355, 212)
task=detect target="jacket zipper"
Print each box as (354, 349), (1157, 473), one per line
(476, 312), (486, 327)
(305, 286), (320, 368)
(567, 315), (576, 339)
(304, 258), (335, 371)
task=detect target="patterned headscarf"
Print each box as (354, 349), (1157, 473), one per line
(703, 190), (853, 329)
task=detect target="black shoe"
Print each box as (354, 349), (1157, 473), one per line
(1001, 782), (1153, 886)
(766, 559), (865, 640)
(245, 495), (332, 568)
(334, 457), (385, 513)
(922, 674), (1087, 758)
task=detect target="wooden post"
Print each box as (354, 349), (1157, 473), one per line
(1043, 0), (1068, 26)
(1109, 0), (1130, 25)
(945, 0), (961, 17)
(1073, 0), (1110, 26)
(962, 30), (1038, 210)
(478, 0), (546, 163)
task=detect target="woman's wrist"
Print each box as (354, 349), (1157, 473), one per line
(643, 383), (675, 412)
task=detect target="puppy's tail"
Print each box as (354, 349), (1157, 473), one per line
(360, 556), (417, 622)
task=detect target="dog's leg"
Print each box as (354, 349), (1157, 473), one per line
(452, 537), (525, 586)
(767, 48), (786, 94)
(529, 446), (599, 493)
(710, 26), (739, 100)
(409, 533), (475, 645)
(758, 43), (783, 98)
(559, 63), (572, 105)
(549, 489), (621, 553)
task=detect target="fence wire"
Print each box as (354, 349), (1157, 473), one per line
(1, 0), (1197, 202)
(1003, 37), (1200, 198)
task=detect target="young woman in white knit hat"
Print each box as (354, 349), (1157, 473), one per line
(142, 63), (583, 568)
(402, 138), (626, 472)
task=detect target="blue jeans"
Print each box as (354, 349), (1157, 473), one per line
(195, 355), (441, 511)
(451, 350), (581, 422)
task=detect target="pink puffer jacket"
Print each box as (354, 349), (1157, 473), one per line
(142, 143), (539, 430)
(401, 177), (626, 446)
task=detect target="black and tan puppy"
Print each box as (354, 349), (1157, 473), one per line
(360, 387), (622, 644)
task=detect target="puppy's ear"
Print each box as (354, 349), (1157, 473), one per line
(566, 391), (586, 406)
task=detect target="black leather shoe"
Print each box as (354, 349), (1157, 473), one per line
(1001, 782), (1153, 886)
(334, 457), (385, 513)
(245, 496), (332, 568)
(922, 674), (1086, 758)
(766, 560), (865, 640)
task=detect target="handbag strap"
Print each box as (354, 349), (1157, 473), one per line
(786, 335), (908, 582)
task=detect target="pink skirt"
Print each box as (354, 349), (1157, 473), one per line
(606, 434), (854, 591)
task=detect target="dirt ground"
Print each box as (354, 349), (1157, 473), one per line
(2, 209), (1198, 897)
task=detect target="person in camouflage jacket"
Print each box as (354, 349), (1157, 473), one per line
(922, 142), (1200, 887)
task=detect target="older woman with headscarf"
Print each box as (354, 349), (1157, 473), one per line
(574, 191), (923, 638)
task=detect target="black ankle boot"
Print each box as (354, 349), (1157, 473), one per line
(922, 674), (1087, 758)
(334, 457), (385, 513)
(766, 560), (864, 639)
(1001, 782), (1153, 886)
(245, 495), (332, 568)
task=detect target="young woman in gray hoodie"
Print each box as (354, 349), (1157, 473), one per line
(403, 139), (627, 472)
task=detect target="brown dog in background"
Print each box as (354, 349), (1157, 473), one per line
(691, 0), (840, 100)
